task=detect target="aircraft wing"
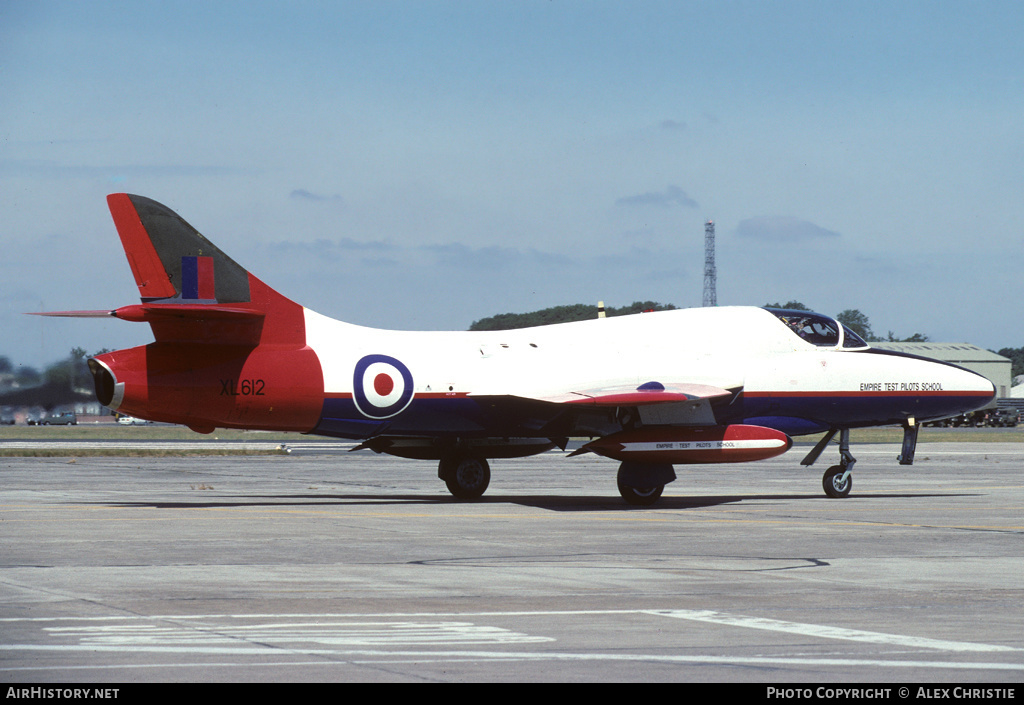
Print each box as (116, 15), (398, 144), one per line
(540, 381), (735, 406)
(489, 380), (743, 430)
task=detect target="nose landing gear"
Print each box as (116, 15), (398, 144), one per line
(802, 420), (920, 498)
(802, 427), (856, 499)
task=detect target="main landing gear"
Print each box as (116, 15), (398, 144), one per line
(438, 456), (491, 500)
(802, 428), (856, 498)
(616, 461), (677, 506)
(438, 455), (677, 505)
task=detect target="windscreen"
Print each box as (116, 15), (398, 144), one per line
(765, 308), (868, 349)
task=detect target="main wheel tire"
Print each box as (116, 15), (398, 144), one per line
(441, 457), (491, 500)
(617, 478), (664, 506)
(822, 465), (852, 498)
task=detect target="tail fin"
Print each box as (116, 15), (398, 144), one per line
(107, 194), (251, 304)
(104, 194), (304, 346)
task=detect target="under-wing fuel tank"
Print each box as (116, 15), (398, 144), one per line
(578, 424), (793, 464)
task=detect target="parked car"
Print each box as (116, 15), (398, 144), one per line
(0, 408), (14, 425)
(43, 412), (77, 426)
(989, 409), (1019, 428)
(950, 411), (991, 427)
(116, 415), (149, 425)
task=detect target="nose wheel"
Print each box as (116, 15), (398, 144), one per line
(822, 465), (852, 498)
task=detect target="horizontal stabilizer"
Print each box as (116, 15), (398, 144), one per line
(29, 304), (265, 323)
(28, 310), (117, 318)
(110, 303), (265, 323)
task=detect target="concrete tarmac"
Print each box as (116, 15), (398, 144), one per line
(1, 442), (1023, 683)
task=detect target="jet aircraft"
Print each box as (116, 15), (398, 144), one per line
(39, 195), (996, 505)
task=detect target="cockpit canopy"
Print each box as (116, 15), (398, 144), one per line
(765, 308), (869, 350)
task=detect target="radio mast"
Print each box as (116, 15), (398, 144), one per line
(703, 219), (717, 307)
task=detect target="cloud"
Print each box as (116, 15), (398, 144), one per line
(420, 243), (572, 272)
(736, 216), (840, 241)
(0, 159), (241, 180)
(659, 119), (687, 131)
(290, 189), (343, 204)
(261, 237), (392, 264)
(616, 185), (698, 209)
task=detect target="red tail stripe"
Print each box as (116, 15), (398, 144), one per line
(106, 194), (177, 300)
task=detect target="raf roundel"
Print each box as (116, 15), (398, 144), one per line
(352, 354), (415, 419)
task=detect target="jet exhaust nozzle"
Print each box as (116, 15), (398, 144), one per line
(88, 358), (123, 409)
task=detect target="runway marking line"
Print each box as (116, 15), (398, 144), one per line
(3, 649), (1023, 675)
(2, 608), (1018, 659)
(645, 609), (1017, 653)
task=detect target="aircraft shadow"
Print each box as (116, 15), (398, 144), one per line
(90, 491), (977, 513)
(488, 492), (975, 512)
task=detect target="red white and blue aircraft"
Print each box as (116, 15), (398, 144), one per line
(41, 195), (996, 504)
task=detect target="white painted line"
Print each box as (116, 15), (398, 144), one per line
(646, 609), (1017, 652)
(3, 608), (1017, 657)
(2, 647), (1023, 674)
(41, 620), (552, 647)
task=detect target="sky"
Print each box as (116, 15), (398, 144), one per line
(2, 0), (1022, 370)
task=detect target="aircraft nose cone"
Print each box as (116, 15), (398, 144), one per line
(932, 361), (996, 418)
(867, 350), (998, 422)
(969, 369), (997, 403)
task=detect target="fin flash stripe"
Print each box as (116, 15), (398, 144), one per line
(181, 256), (215, 300)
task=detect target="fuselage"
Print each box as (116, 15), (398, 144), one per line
(93, 305), (995, 440)
(299, 305), (996, 440)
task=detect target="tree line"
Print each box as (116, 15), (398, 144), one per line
(0, 347), (108, 393)
(469, 301), (677, 331)
(469, 298), (920, 341)
(998, 347), (1024, 380)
